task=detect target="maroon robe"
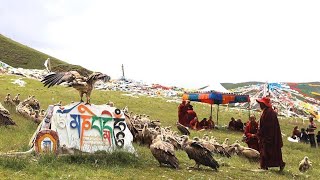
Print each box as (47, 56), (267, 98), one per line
(257, 107), (285, 169)
(190, 118), (199, 130)
(178, 103), (188, 126)
(198, 119), (208, 129)
(244, 120), (259, 151)
(207, 119), (214, 129)
(187, 109), (197, 126)
(228, 120), (236, 130)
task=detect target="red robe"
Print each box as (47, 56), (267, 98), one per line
(198, 119), (208, 129)
(257, 107), (285, 169)
(178, 103), (188, 126)
(190, 118), (199, 130)
(207, 119), (214, 129)
(244, 120), (259, 151)
(187, 109), (197, 126)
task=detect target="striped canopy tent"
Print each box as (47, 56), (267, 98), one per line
(182, 91), (250, 125)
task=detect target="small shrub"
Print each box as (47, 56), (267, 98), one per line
(58, 150), (140, 168)
(0, 157), (28, 170)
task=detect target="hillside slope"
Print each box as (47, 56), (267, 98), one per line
(0, 34), (91, 75)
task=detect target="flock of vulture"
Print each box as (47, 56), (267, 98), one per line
(3, 93), (44, 124)
(123, 107), (260, 171)
(123, 108), (313, 173)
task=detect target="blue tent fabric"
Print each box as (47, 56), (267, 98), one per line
(209, 93), (223, 101)
(235, 95), (249, 103)
(183, 92), (250, 105)
(188, 94), (200, 102)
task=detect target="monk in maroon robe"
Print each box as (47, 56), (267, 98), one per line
(178, 100), (188, 126)
(207, 116), (215, 129)
(244, 115), (259, 151)
(256, 97), (285, 171)
(186, 105), (197, 126)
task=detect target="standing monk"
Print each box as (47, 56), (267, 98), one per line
(256, 97), (285, 171)
(178, 100), (188, 126)
(307, 116), (317, 148)
(244, 114), (259, 151)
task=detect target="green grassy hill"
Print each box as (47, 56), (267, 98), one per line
(0, 34), (91, 76)
(0, 74), (318, 179)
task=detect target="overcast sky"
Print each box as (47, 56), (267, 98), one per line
(1, 0), (319, 88)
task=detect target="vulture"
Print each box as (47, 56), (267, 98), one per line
(0, 102), (15, 126)
(41, 71), (110, 104)
(222, 138), (229, 148)
(164, 135), (182, 150)
(150, 135), (179, 169)
(176, 122), (190, 135)
(233, 143), (260, 161)
(142, 123), (158, 147)
(182, 136), (219, 171)
(299, 156), (312, 172)
(12, 93), (20, 105)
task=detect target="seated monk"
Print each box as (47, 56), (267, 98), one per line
(228, 117), (236, 130)
(235, 119), (244, 131)
(300, 128), (309, 143)
(198, 118), (208, 129)
(190, 117), (199, 130)
(207, 116), (215, 129)
(186, 105), (197, 127)
(291, 126), (300, 139)
(244, 115), (259, 151)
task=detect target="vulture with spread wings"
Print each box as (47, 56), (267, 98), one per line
(41, 71), (110, 104)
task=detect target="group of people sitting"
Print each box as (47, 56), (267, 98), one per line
(228, 117), (245, 132)
(178, 100), (214, 130)
(291, 116), (319, 148)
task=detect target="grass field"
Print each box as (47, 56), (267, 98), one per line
(0, 74), (319, 180)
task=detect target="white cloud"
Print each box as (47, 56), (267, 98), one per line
(1, 0), (320, 87)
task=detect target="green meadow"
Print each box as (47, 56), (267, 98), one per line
(0, 75), (318, 180)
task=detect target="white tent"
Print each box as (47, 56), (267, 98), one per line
(179, 81), (230, 93)
(198, 83), (230, 93)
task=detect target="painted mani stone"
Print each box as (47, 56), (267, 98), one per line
(31, 103), (135, 154)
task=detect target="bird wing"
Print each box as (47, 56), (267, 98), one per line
(41, 71), (81, 88)
(190, 141), (212, 154)
(0, 103), (10, 115)
(177, 123), (190, 135)
(152, 141), (175, 155)
(0, 103), (15, 125)
(202, 142), (216, 153)
(150, 145), (179, 169)
(241, 149), (260, 159)
(186, 141), (219, 169)
(298, 162), (305, 172)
